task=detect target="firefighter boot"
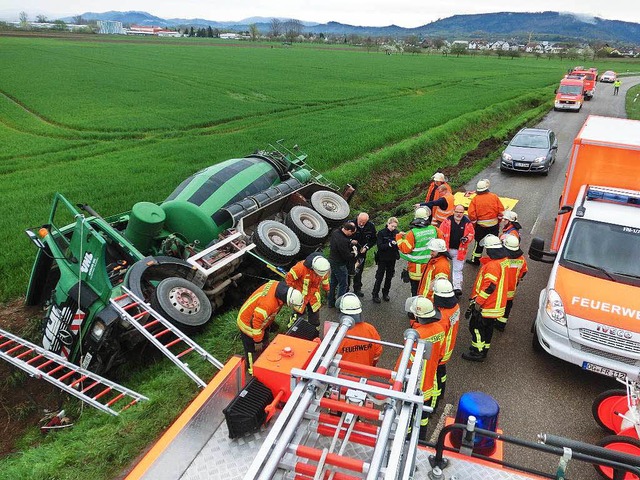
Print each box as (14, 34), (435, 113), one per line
(462, 349), (485, 362)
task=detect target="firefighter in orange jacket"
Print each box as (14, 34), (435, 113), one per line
(417, 238), (451, 301)
(495, 234), (528, 332)
(419, 184), (455, 226)
(285, 252), (330, 328)
(500, 210), (522, 240)
(396, 207), (439, 296)
(425, 172), (453, 204)
(337, 293), (383, 370)
(439, 205), (475, 296)
(462, 235), (510, 362)
(400, 295), (445, 440)
(432, 278), (461, 415)
(237, 281), (304, 373)
(467, 179), (505, 265)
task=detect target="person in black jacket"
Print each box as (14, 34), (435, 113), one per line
(372, 217), (400, 303)
(349, 212), (377, 297)
(327, 222), (357, 308)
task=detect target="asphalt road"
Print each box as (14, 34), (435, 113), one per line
(323, 76), (640, 479)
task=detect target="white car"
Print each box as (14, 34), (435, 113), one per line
(600, 70), (617, 83)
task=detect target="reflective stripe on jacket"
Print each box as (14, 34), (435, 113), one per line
(438, 305), (461, 364)
(432, 193), (455, 224)
(397, 226), (439, 264)
(237, 281), (282, 342)
(286, 261), (329, 312)
(417, 255), (451, 301)
(505, 255), (528, 299)
(468, 192), (505, 227)
(472, 258), (510, 318)
(400, 321), (445, 399)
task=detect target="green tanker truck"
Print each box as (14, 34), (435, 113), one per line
(22, 143), (353, 375)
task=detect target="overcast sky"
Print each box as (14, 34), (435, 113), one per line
(0, 0), (637, 27)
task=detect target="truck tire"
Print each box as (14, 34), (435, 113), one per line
(151, 277), (212, 331)
(310, 190), (350, 226)
(592, 389), (629, 434)
(593, 435), (640, 480)
(286, 206), (329, 245)
(253, 220), (301, 266)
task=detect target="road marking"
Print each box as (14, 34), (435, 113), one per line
(429, 402), (454, 443)
(530, 213), (542, 236)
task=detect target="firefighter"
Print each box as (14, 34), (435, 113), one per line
(439, 204), (475, 297)
(467, 179), (505, 265)
(425, 172), (452, 203)
(495, 234), (528, 332)
(400, 296), (445, 440)
(500, 210), (522, 240)
(417, 238), (451, 301)
(418, 184), (455, 226)
(396, 207), (439, 296)
(285, 252), (330, 328)
(462, 234), (510, 362)
(237, 280), (304, 374)
(336, 293), (383, 369)
(432, 278), (461, 414)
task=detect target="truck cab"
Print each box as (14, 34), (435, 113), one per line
(569, 69), (597, 100)
(554, 77), (584, 112)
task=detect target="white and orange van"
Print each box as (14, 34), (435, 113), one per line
(554, 77), (584, 112)
(529, 116), (640, 381)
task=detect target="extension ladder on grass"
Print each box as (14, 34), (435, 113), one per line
(111, 287), (224, 388)
(0, 328), (148, 415)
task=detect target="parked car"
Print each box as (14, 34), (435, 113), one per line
(500, 128), (558, 176)
(600, 70), (617, 83)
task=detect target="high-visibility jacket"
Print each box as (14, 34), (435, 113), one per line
(395, 320), (445, 399)
(397, 225), (439, 281)
(468, 192), (505, 228)
(425, 181), (452, 203)
(505, 254), (528, 300)
(432, 193), (455, 225)
(439, 216), (475, 260)
(237, 281), (283, 342)
(417, 255), (451, 301)
(338, 322), (383, 369)
(437, 305), (461, 364)
(471, 257), (510, 318)
(286, 261), (329, 312)
(502, 223), (521, 239)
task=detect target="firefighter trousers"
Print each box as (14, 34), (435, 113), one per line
(496, 299), (513, 327)
(468, 309), (495, 355)
(470, 224), (499, 263)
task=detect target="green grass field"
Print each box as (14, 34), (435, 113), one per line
(0, 35), (638, 479)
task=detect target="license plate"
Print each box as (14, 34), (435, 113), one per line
(515, 162), (528, 168)
(582, 362), (627, 380)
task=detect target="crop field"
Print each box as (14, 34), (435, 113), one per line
(0, 35), (577, 301)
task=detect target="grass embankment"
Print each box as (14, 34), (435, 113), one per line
(627, 83), (640, 120)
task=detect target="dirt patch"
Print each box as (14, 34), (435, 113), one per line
(0, 300), (62, 457)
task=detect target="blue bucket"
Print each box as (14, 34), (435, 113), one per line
(450, 391), (500, 455)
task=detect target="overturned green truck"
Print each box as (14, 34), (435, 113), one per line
(22, 143), (353, 377)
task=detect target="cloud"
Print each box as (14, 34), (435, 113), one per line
(559, 11), (598, 24)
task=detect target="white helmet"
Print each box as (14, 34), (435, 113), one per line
(502, 210), (518, 222)
(415, 207), (431, 219)
(503, 234), (520, 251)
(432, 172), (446, 182)
(480, 234), (502, 249)
(338, 293), (363, 322)
(432, 278), (455, 298)
(286, 288), (305, 312)
(405, 296), (438, 318)
(427, 238), (447, 253)
(476, 179), (490, 192)
(311, 256), (330, 276)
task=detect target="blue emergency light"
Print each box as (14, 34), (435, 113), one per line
(450, 391), (500, 456)
(586, 186), (640, 206)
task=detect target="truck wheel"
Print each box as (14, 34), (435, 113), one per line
(310, 190), (350, 225)
(286, 206), (329, 245)
(593, 435), (640, 479)
(592, 390), (629, 434)
(253, 220), (301, 266)
(151, 277), (212, 331)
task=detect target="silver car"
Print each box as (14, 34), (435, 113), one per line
(500, 128), (558, 176)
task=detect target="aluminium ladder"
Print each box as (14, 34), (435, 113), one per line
(111, 287), (224, 388)
(0, 327), (148, 415)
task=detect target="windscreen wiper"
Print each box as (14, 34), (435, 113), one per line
(568, 260), (616, 282)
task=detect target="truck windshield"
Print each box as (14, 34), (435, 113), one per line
(510, 134), (549, 149)
(558, 85), (583, 95)
(561, 219), (640, 285)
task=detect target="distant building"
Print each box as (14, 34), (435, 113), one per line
(126, 25), (180, 37)
(98, 20), (125, 35)
(219, 33), (239, 39)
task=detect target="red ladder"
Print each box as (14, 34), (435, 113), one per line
(0, 328), (147, 415)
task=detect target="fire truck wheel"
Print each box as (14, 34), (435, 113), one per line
(286, 206), (329, 245)
(253, 220), (301, 266)
(593, 435), (640, 479)
(592, 390), (629, 434)
(309, 190), (350, 226)
(152, 277), (212, 331)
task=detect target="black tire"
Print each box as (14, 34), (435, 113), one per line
(310, 190), (350, 225)
(253, 220), (301, 266)
(151, 277), (212, 331)
(592, 389), (629, 433)
(286, 206), (329, 245)
(593, 435), (640, 479)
